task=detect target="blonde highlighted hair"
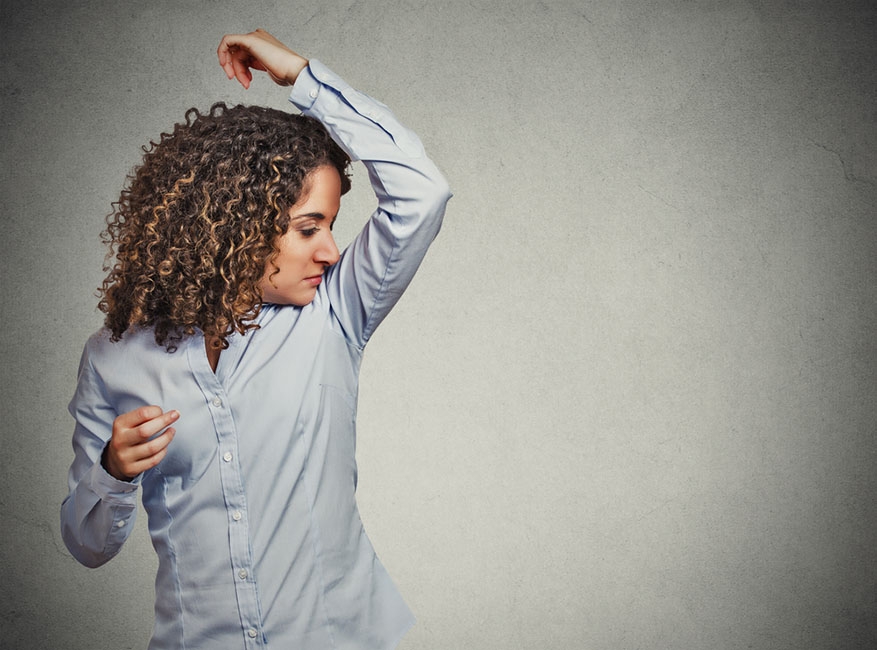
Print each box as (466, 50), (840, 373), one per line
(99, 102), (351, 350)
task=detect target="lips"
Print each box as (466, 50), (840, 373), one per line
(304, 274), (323, 286)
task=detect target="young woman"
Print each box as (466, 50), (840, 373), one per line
(61, 30), (451, 649)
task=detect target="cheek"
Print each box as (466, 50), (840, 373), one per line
(281, 247), (310, 269)
(272, 240), (314, 276)
(274, 238), (297, 265)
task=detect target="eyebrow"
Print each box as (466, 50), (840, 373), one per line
(292, 212), (337, 224)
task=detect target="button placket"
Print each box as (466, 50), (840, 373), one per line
(204, 385), (263, 644)
(188, 339), (265, 645)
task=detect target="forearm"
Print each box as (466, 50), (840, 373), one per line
(63, 356), (140, 568)
(61, 446), (139, 567)
(291, 60), (451, 228)
(291, 61), (452, 343)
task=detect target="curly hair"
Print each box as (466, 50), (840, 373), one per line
(99, 102), (351, 351)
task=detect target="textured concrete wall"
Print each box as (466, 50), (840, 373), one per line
(1, 1), (875, 648)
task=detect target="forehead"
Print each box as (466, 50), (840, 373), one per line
(290, 165), (343, 214)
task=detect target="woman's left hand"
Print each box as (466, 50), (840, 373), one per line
(217, 29), (309, 89)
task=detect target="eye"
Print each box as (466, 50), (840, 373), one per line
(299, 227), (320, 238)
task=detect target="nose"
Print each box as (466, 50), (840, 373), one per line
(316, 231), (340, 267)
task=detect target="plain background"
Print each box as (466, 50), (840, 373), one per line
(1, 1), (875, 649)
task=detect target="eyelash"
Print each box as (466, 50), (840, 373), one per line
(298, 221), (335, 238)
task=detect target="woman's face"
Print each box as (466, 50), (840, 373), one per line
(259, 165), (342, 305)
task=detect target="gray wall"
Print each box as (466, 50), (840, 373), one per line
(2, 1), (875, 648)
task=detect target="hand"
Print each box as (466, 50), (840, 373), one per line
(102, 406), (179, 481)
(217, 29), (309, 89)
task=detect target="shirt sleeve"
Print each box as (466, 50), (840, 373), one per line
(60, 336), (140, 568)
(289, 60), (452, 347)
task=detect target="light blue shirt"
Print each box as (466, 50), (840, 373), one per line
(61, 60), (451, 650)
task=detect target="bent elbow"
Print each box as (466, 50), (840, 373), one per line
(427, 172), (452, 212)
(73, 548), (112, 569)
(61, 527), (109, 569)
(418, 169), (452, 230)
(60, 501), (115, 569)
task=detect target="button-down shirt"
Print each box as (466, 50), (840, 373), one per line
(61, 60), (451, 650)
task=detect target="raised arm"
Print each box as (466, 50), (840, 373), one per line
(219, 30), (452, 346)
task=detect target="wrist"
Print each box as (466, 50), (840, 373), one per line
(101, 444), (133, 482)
(286, 56), (309, 85)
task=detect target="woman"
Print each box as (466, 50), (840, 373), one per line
(61, 29), (451, 649)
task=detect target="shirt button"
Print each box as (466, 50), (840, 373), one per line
(115, 520), (126, 528)
(211, 396), (222, 407)
(223, 451), (233, 462)
(238, 568), (248, 580)
(247, 628), (258, 638)
(232, 510), (242, 521)
(308, 88), (318, 99)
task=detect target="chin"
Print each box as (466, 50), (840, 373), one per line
(286, 292), (318, 307)
(262, 286), (318, 307)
